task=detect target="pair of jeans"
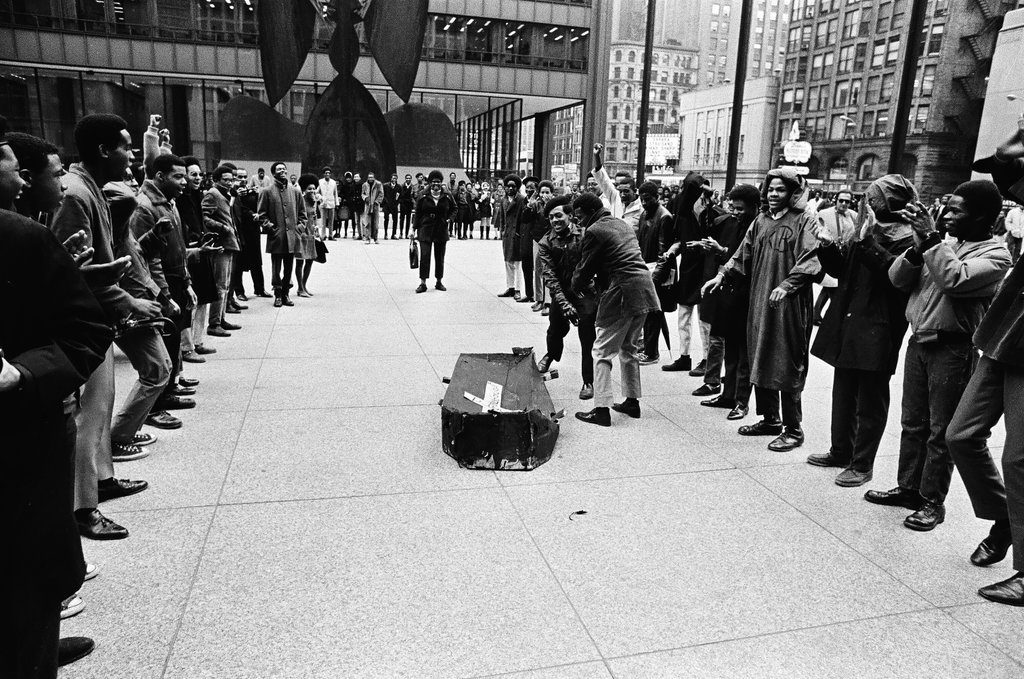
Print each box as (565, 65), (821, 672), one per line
(74, 345), (116, 510)
(895, 337), (977, 504)
(676, 303), (710, 358)
(546, 303), (596, 384)
(829, 367), (893, 473)
(271, 253), (295, 295)
(947, 355), (1024, 569)
(721, 331), (752, 406)
(592, 313), (645, 408)
(207, 251), (232, 329)
(112, 326), (172, 444)
(755, 386), (802, 431)
(703, 335), (725, 387)
(418, 240), (446, 281)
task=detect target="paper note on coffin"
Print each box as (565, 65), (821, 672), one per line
(441, 350), (561, 471)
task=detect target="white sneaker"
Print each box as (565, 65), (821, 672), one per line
(84, 562), (100, 581)
(61, 594), (85, 619)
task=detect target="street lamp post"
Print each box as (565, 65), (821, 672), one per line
(839, 114), (857, 190)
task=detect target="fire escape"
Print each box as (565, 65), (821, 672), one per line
(947, 0), (1014, 134)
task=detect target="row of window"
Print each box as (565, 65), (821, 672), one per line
(611, 86), (685, 104)
(789, 0), (949, 24)
(609, 104), (681, 122)
(611, 50), (698, 70)
(779, 103), (931, 144)
(781, 64), (935, 113)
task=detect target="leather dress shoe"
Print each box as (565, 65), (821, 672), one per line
(904, 500), (945, 531)
(806, 452), (848, 468)
(688, 359), (707, 377)
(978, 572), (1024, 606)
(98, 477), (149, 502)
(181, 351), (205, 364)
(76, 509), (128, 540)
(863, 487), (925, 510)
(738, 419), (783, 436)
(517, 296), (535, 303)
(297, 290), (311, 298)
(274, 296), (284, 306)
(416, 283), (428, 293)
(255, 291), (273, 298)
(282, 296), (295, 307)
(611, 399), (641, 418)
(236, 293), (249, 302)
(220, 320), (242, 330)
(225, 306), (242, 314)
(207, 326), (231, 337)
(171, 385), (196, 396)
(971, 536), (1012, 567)
(537, 354), (554, 373)
(575, 407), (611, 427)
(230, 300), (249, 310)
(145, 410), (182, 429)
(531, 301), (544, 311)
(661, 355), (692, 372)
(835, 468), (872, 487)
(701, 395), (735, 409)
(156, 395), (196, 410)
(497, 288), (516, 298)
(195, 345), (217, 355)
(579, 383), (594, 400)
(692, 383), (721, 397)
(727, 404), (749, 420)
(58, 637), (95, 667)
(767, 429), (804, 451)
(435, 281), (447, 291)
(178, 376), (200, 388)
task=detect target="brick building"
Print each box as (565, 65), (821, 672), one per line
(776, 0), (1020, 199)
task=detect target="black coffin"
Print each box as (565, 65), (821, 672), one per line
(440, 351), (560, 471)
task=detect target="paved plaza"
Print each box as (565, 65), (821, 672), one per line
(61, 238), (1023, 678)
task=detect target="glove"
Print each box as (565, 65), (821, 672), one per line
(562, 303), (579, 325)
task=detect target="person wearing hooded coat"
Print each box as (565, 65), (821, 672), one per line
(805, 175), (916, 488)
(703, 168), (821, 452)
(662, 171), (710, 373)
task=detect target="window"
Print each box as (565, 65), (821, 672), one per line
(612, 85), (619, 99)
(782, 89), (795, 113)
(712, 2), (721, 14)
(860, 110), (875, 136)
(627, 68), (635, 79)
(628, 50), (636, 62)
(819, 85), (831, 109)
(913, 104), (929, 133)
(858, 154), (878, 180)
(880, 73), (895, 102)
(711, 20), (719, 32)
(830, 115), (849, 139)
(815, 21), (828, 48)
(886, 37), (901, 64)
(812, 54), (825, 79)
(615, 50), (622, 62)
(624, 105), (632, 120)
(838, 45), (855, 73)
(823, 53), (835, 78)
(843, 9), (861, 38)
(891, 0), (906, 29)
(626, 85), (633, 98)
(784, 57), (798, 83)
(613, 67), (621, 79)
(928, 24), (944, 54)
(920, 64), (936, 96)
(788, 26), (801, 52)
(827, 18), (838, 45)
(794, 88), (805, 112)
(610, 124), (617, 139)
(611, 105), (619, 120)
(607, 146), (616, 161)
(876, 2), (891, 31)
(657, 109), (666, 123)
(829, 156), (849, 179)
(866, 75), (881, 104)
(874, 110), (889, 136)
(871, 40), (886, 68)
(695, 138), (702, 161)
(834, 80), (851, 107)
(723, 4), (731, 17)
(854, 42), (867, 70)
(659, 89), (667, 101)
(808, 85), (821, 111)
(850, 79), (862, 105)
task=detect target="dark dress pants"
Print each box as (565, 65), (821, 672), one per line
(642, 311), (664, 358)
(418, 240), (446, 281)
(896, 337), (976, 504)
(755, 387), (802, 431)
(271, 253), (294, 294)
(1, 590), (59, 679)
(828, 367), (892, 473)
(721, 329), (752, 406)
(521, 250), (534, 299)
(948, 355), (1024, 570)
(546, 303), (596, 384)
(399, 211), (411, 238)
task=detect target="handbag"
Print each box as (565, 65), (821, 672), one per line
(314, 238), (328, 264)
(409, 237), (420, 270)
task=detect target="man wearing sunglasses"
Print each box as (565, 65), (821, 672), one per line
(812, 191), (858, 325)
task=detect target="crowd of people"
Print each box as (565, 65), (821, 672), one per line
(5, 103), (1024, 678)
